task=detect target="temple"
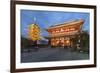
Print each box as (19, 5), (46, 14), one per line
(46, 19), (84, 48)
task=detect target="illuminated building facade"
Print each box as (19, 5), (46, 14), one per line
(46, 19), (84, 48)
(28, 24), (40, 41)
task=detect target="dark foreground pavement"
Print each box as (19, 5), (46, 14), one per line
(21, 47), (89, 63)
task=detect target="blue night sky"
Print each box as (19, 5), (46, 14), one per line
(21, 10), (90, 38)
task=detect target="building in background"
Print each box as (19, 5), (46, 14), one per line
(28, 24), (41, 46)
(28, 24), (40, 41)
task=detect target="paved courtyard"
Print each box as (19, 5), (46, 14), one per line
(21, 47), (89, 63)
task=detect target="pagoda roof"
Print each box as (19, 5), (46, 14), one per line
(46, 19), (84, 30)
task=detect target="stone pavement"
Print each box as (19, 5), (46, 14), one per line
(21, 47), (89, 63)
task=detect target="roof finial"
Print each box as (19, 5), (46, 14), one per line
(34, 17), (36, 25)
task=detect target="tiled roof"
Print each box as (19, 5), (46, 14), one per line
(47, 19), (84, 29)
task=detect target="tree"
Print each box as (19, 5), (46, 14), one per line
(80, 30), (89, 52)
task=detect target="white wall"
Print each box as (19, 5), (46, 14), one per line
(0, 0), (100, 73)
